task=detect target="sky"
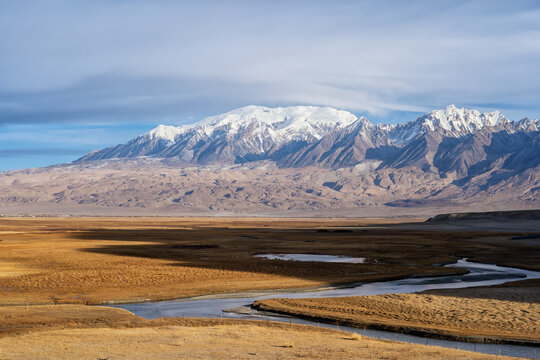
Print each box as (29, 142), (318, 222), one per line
(1, 0), (540, 170)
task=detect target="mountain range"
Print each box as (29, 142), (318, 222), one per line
(78, 105), (539, 181)
(1, 105), (538, 216)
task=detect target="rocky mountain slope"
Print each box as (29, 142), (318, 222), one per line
(1, 105), (538, 216)
(1, 157), (537, 216)
(77, 105), (539, 183)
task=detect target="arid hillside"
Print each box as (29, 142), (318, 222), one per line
(0, 158), (537, 216)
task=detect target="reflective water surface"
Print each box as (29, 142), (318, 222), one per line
(113, 259), (540, 359)
(253, 253), (365, 263)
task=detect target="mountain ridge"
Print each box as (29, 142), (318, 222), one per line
(76, 104), (539, 179)
(3, 103), (531, 216)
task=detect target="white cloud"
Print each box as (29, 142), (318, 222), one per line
(0, 0), (539, 122)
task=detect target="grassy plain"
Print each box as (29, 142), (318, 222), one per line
(0, 217), (538, 358)
(254, 283), (540, 344)
(0, 217), (538, 305)
(0, 305), (517, 360)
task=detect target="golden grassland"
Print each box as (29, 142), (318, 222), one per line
(0, 217), (538, 305)
(0, 305), (517, 360)
(0, 217), (432, 305)
(0, 216), (415, 231)
(0, 217), (538, 359)
(253, 283), (540, 345)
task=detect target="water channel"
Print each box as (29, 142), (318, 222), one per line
(112, 259), (540, 359)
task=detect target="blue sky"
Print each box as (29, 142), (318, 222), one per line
(1, 0), (539, 170)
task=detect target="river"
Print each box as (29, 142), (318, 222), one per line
(112, 259), (540, 359)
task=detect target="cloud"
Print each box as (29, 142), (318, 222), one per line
(0, 0), (539, 127)
(0, 73), (430, 125)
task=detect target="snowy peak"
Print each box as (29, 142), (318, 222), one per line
(510, 117), (540, 132)
(146, 105), (363, 147)
(426, 104), (505, 133)
(146, 124), (185, 142)
(200, 105), (358, 128)
(388, 105), (508, 145)
(77, 104), (538, 171)
(198, 105), (361, 143)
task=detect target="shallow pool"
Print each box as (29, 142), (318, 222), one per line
(253, 253), (365, 263)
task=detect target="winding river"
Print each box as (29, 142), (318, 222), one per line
(112, 259), (540, 359)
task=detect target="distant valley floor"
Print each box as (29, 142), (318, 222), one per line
(0, 159), (538, 217)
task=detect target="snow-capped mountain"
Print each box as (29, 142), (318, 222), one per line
(197, 105), (359, 144)
(387, 105), (507, 145)
(78, 105), (364, 164)
(76, 105), (539, 181)
(4, 104), (539, 215)
(146, 105), (360, 147)
(147, 124), (186, 142)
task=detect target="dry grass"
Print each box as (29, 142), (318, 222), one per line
(254, 288), (540, 344)
(0, 217), (433, 305)
(0, 217), (536, 359)
(0, 217), (537, 305)
(0, 261), (40, 278)
(0, 318), (517, 360)
(0, 304), (138, 334)
(0, 304), (516, 359)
